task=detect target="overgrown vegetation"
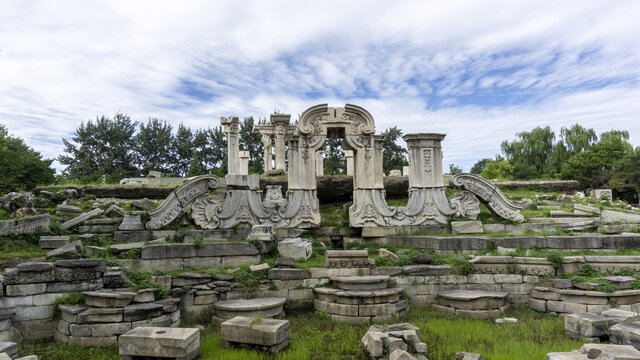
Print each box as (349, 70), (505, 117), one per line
(126, 271), (168, 299)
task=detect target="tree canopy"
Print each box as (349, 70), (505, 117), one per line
(0, 124), (55, 192)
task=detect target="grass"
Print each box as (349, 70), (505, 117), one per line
(18, 306), (582, 360)
(0, 241), (46, 260)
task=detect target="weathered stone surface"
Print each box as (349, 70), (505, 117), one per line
(250, 263), (270, 276)
(84, 246), (106, 257)
(565, 313), (610, 338)
(55, 258), (107, 269)
(0, 214), (51, 236)
(438, 290), (508, 310)
(590, 189), (613, 201)
(130, 198), (156, 211)
(275, 257), (295, 268)
(47, 279), (103, 293)
(221, 316), (289, 348)
(119, 211), (145, 231)
(196, 242), (259, 257)
(332, 276), (389, 291)
(277, 238), (312, 261)
(609, 322), (640, 349)
(13, 306), (54, 321)
(5, 283), (46, 296)
(268, 269), (311, 280)
(171, 272), (212, 287)
(110, 242), (144, 255)
(77, 308), (123, 324)
(118, 326), (200, 359)
(133, 289), (155, 303)
(83, 291), (135, 308)
(411, 254), (433, 264)
(15, 261), (53, 274)
(141, 244), (196, 259)
(457, 352), (486, 360)
(123, 303), (164, 322)
(580, 343), (640, 359)
(46, 240), (83, 260)
(449, 173), (524, 223)
(403, 265), (452, 276)
(451, 221), (484, 234)
(0, 342), (18, 359)
(602, 210), (640, 224)
(39, 236), (70, 249)
(214, 298), (286, 319)
(60, 209), (103, 231)
(325, 250), (372, 268)
(379, 248), (399, 263)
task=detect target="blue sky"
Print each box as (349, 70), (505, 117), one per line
(1, 0), (639, 172)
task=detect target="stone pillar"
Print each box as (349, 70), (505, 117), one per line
(239, 151), (250, 175)
(315, 150), (324, 177)
(261, 134), (272, 173)
(221, 116), (240, 175)
(271, 114), (291, 172)
(345, 150), (354, 176)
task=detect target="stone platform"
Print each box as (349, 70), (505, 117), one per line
(434, 290), (508, 319)
(119, 326), (200, 360)
(313, 275), (406, 324)
(212, 298), (286, 325)
(221, 316), (289, 353)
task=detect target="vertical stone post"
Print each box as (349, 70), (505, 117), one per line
(404, 133), (445, 188)
(221, 116), (240, 175)
(345, 150), (354, 176)
(271, 114), (291, 172)
(315, 150), (324, 177)
(239, 151), (250, 176)
(261, 134), (273, 173)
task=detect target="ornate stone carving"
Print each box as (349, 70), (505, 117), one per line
(146, 175), (220, 230)
(449, 190), (481, 220)
(449, 173), (525, 223)
(263, 185), (288, 209)
(601, 210), (640, 224)
(297, 104), (375, 136)
(423, 149), (432, 173)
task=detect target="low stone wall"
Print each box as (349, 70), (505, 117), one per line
(529, 287), (640, 314)
(386, 234), (640, 253)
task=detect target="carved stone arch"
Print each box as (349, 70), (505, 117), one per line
(297, 103), (376, 137)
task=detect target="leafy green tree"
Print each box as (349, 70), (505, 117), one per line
(500, 126), (555, 179)
(381, 126), (408, 175)
(480, 159), (514, 180)
(239, 117), (263, 174)
(448, 164), (463, 175)
(208, 126), (227, 175)
(610, 147), (640, 201)
(324, 137), (346, 175)
(0, 124), (55, 192)
(560, 124), (597, 155)
(470, 158), (493, 174)
(560, 130), (633, 189)
(187, 153), (205, 176)
(170, 123), (194, 176)
(136, 118), (173, 174)
(58, 113), (138, 183)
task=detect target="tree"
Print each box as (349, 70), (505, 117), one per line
(560, 124), (597, 155)
(480, 159), (514, 180)
(187, 153), (205, 177)
(0, 124), (55, 192)
(239, 117), (263, 174)
(381, 126), (408, 175)
(560, 130), (633, 189)
(324, 137), (346, 175)
(58, 113), (138, 183)
(500, 126), (555, 179)
(136, 118), (173, 174)
(448, 164), (463, 175)
(470, 158), (493, 174)
(171, 123), (194, 176)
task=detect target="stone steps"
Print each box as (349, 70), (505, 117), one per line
(313, 275), (406, 324)
(435, 290), (508, 319)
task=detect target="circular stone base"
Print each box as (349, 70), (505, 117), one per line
(213, 298), (286, 320)
(437, 290), (508, 311)
(331, 276), (390, 291)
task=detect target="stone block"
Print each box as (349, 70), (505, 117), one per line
(196, 242), (259, 257)
(403, 265), (452, 276)
(47, 279), (103, 293)
(46, 240), (83, 260)
(221, 316), (289, 347)
(77, 308), (123, 324)
(114, 230), (150, 243)
(494, 274), (522, 284)
(221, 255), (261, 267)
(123, 303), (164, 322)
(451, 221), (484, 234)
(183, 256), (222, 269)
(39, 236), (70, 249)
(118, 326), (200, 359)
(529, 298), (547, 312)
(564, 313), (610, 338)
(277, 238), (312, 261)
(84, 291), (135, 308)
(5, 283), (46, 296)
(13, 306), (53, 321)
(141, 244), (196, 259)
(133, 289), (155, 303)
(268, 268), (311, 280)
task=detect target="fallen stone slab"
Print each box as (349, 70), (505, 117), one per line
(403, 265), (452, 276)
(250, 263), (270, 276)
(141, 244), (196, 259)
(609, 322), (640, 349)
(0, 342), (18, 359)
(55, 204), (82, 216)
(118, 326), (200, 360)
(109, 242), (145, 255)
(0, 214), (51, 236)
(451, 221), (484, 234)
(83, 291), (135, 308)
(171, 272), (212, 287)
(564, 313), (610, 339)
(46, 240), (83, 260)
(580, 343), (640, 359)
(195, 242), (259, 257)
(39, 236), (70, 249)
(123, 303), (163, 322)
(411, 254), (433, 264)
(60, 209), (104, 231)
(268, 268), (311, 280)
(221, 316), (289, 353)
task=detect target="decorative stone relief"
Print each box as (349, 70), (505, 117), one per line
(263, 185), (288, 209)
(601, 210), (640, 224)
(449, 190), (481, 220)
(146, 175), (220, 230)
(449, 173), (525, 223)
(0, 214), (51, 236)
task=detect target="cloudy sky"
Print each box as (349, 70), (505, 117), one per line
(1, 0), (639, 172)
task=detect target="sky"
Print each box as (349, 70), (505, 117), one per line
(1, 0), (639, 172)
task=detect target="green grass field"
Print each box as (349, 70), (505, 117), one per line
(19, 306), (583, 360)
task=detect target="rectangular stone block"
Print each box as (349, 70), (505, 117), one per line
(221, 316), (288, 346)
(119, 326), (200, 358)
(221, 255), (261, 267)
(141, 244), (196, 259)
(5, 283), (46, 296)
(529, 298), (546, 312)
(13, 305), (54, 321)
(39, 236), (70, 249)
(565, 313), (610, 338)
(183, 257), (221, 269)
(494, 274), (523, 283)
(467, 274), (494, 284)
(196, 242), (259, 257)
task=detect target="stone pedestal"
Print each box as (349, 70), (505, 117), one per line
(119, 211), (144, 231)
(221, 316), (289, 353)
(118, 327), (200, 360)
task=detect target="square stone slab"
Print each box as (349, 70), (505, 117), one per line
(221, 316), (289, 347)
(119, 326), (200, 359)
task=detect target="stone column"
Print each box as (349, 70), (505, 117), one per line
(345, 150), (354, 176)
(315, 150), (324, 177)
(261, 134), (272, 173)
(239, 151), (250, 176)
(271, 114), (291, 172)
(221, 116), (240, 175)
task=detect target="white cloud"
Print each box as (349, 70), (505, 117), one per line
(0, 0), (639, 172)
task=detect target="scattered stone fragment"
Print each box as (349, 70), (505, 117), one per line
(84, 246), (106, 257)
(55, 204), (82, 216)
(411, 254), (433, 264)
(105, 204), (125, 217)
(250, 263), (270, 276)
(495, 317), (517, 324)
(379, 248), (399, 263)
(130, 198), (155, 211)
(275, 257), (295, 268)
(457, 352), (486, 360)
(46, 240), (83, 260)
(277, 237), (312, 261)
